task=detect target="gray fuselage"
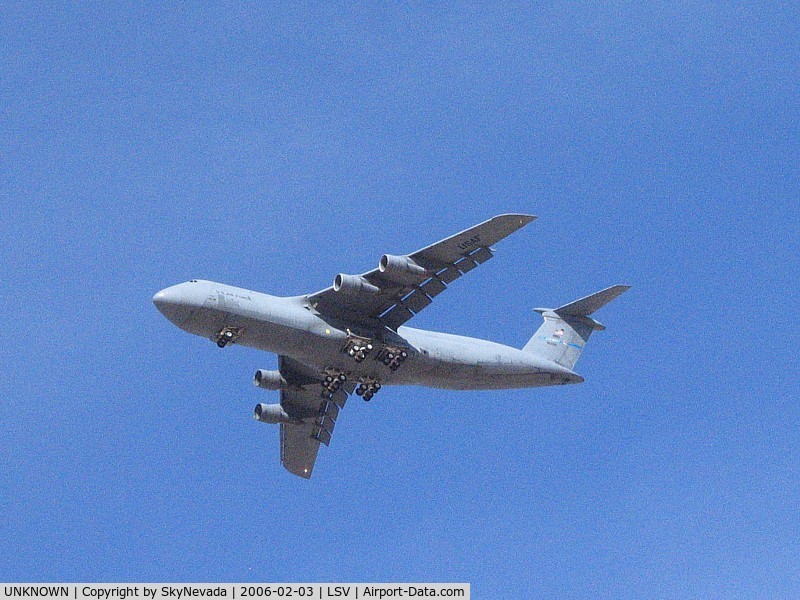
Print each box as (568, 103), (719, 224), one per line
(153, 279), (582, 390)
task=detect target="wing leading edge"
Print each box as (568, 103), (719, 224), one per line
(308, 214), (536, 329)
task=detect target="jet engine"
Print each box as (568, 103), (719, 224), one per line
(253, 369), (288, 390)
(253, 403), (292, 424)
(379, 254), (427, 283)
(334, 273), (380, 295)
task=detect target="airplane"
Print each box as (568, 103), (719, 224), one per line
(153, 214), (629, 478)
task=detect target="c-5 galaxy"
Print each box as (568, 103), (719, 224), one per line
(153, 215), (629, 478)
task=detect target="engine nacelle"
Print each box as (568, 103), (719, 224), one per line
(253, 369), (288, 390)
(253, 403), (291, 424)
(379, 254), (427, 283)
(334, 273), (380, 295)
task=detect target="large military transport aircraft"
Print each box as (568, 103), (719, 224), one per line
(153, 215), (629, 478)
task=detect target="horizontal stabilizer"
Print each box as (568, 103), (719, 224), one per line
(525, 284), (630, 370)
(552, 284), (630, 317)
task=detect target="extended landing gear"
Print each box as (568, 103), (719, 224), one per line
(343, 331), (374, 363)
(355, 378), (381, 402)
(321, 368), (348, 398)
(376, 346), (408, 371)
(215, 326), (244, 348)
(343, 331), (410, 372)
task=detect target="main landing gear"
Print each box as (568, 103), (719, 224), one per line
(335, 333), (411, 401)
(215, 326), (244, 348)
(355, 378), (381, 402)
(342, 332), (410, 373)
(321, 369), (348, 398)
(376, 346), (408, 371)
(343, 331), (374, 363)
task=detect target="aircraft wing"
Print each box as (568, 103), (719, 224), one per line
(277, 356), (351, 479)
(308, 214), (536, 329)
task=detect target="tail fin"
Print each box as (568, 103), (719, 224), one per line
(523, 285), (630, 370)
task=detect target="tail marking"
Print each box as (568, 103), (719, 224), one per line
(524, 285), (630, 371)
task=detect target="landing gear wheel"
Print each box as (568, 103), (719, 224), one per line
(357, 378), (381, 401)
(343, 332), (375, 364)
(321, 369), (349, 398)
(215, 326), (244, 348)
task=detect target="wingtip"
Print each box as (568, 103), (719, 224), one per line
(493, 213), (537, 225)
(283, 459), (314, 479)
(597, 284), (632, 296)
(289, 467), (313, 479)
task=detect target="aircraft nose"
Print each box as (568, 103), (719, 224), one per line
(152, 288), (177, 310)
(152, 285), (189, 323)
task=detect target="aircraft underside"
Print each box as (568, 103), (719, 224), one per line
(180, 301), (578, 398)
(153, 214), (628, 478)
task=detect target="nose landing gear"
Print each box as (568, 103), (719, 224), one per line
(215, 326), (244, 348)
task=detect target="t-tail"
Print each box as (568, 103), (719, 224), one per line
(523, 285), (630, 372)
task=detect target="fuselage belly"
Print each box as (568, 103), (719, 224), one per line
(159, 280), (579, 391)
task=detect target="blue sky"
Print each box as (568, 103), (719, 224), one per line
(2, 2), (798, 596)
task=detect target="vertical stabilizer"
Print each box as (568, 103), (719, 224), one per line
(523, 285), (629, 370)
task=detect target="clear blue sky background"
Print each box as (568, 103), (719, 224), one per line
(2, 3), (798, 597)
